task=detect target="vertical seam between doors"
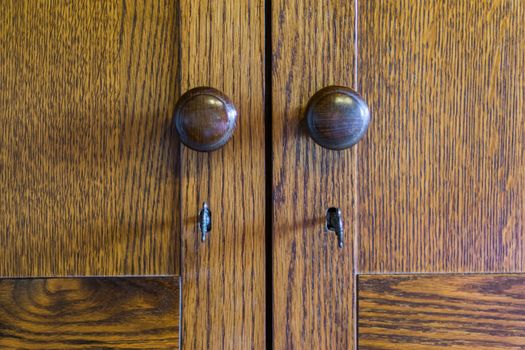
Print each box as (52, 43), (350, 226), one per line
(176, 1), (183, 348)
(353, 1), (359, 349)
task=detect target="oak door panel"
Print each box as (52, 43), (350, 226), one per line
(0, 277), (180, 349)
(179, 0), (266, 348)
(357, 0), (525, 273)
(0, 0), (179, 277)
(358, 274), (525, 350)
(272, 0), (356, 348)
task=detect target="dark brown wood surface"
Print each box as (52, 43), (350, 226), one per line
(357, 0), (525, 273)
(179, 0), (267, 348)
(358, 274), (525, 350)
(174, 87), (237, 152)
(0, 0), (180, 277)
(0, 277), (180, 349)
(272, 0), (356, 348)
(305, 86), (371, 151)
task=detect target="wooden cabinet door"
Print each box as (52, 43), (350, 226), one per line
(0, 1), (181, 347)
(0, 1), (266, 348)
(356, 1), (525, 349)
(271, 1), (525, 349)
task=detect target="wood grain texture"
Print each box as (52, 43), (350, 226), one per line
(0, 277), (180, 349)
(358, 274), (525, 350)
(0, 1), (180, 277)
(305, 86), (371, 151)
(174, 87), (237, 152)
(179, 1), (266, 348)
(272, 1), (356, 348)
(357, 0), (525, 273)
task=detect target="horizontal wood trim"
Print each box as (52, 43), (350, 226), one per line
(358, 274), (525, 350)
(0, 277), (180, 349)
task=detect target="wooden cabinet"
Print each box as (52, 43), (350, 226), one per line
(1, 1), (524, 349)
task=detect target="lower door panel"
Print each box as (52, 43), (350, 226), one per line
(358, 274), (525, 350)
(0, 277), (180, 349)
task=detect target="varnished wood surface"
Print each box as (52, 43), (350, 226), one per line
(357, 0), (525, 273)
(358, 274), (525, 350)
(179, 1), (266, 348)
(174, 87), (237, 152)
(0, 1), (180, 276)
(0, 277), (180, 349)
(305, 86), (370, 150)
(272, 1), (356, 348)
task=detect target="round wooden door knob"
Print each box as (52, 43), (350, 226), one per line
(174, 87), (237, 152)
(305, 86), (370, 150)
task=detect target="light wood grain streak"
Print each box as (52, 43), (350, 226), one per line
(272, 0), (356, 349)
(357, 0), (525, 273)
(0, 277), (180, 349)
(179, 1), (266, 348)
(358, 274), (525, 350)
(0, 0), (180, 276)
